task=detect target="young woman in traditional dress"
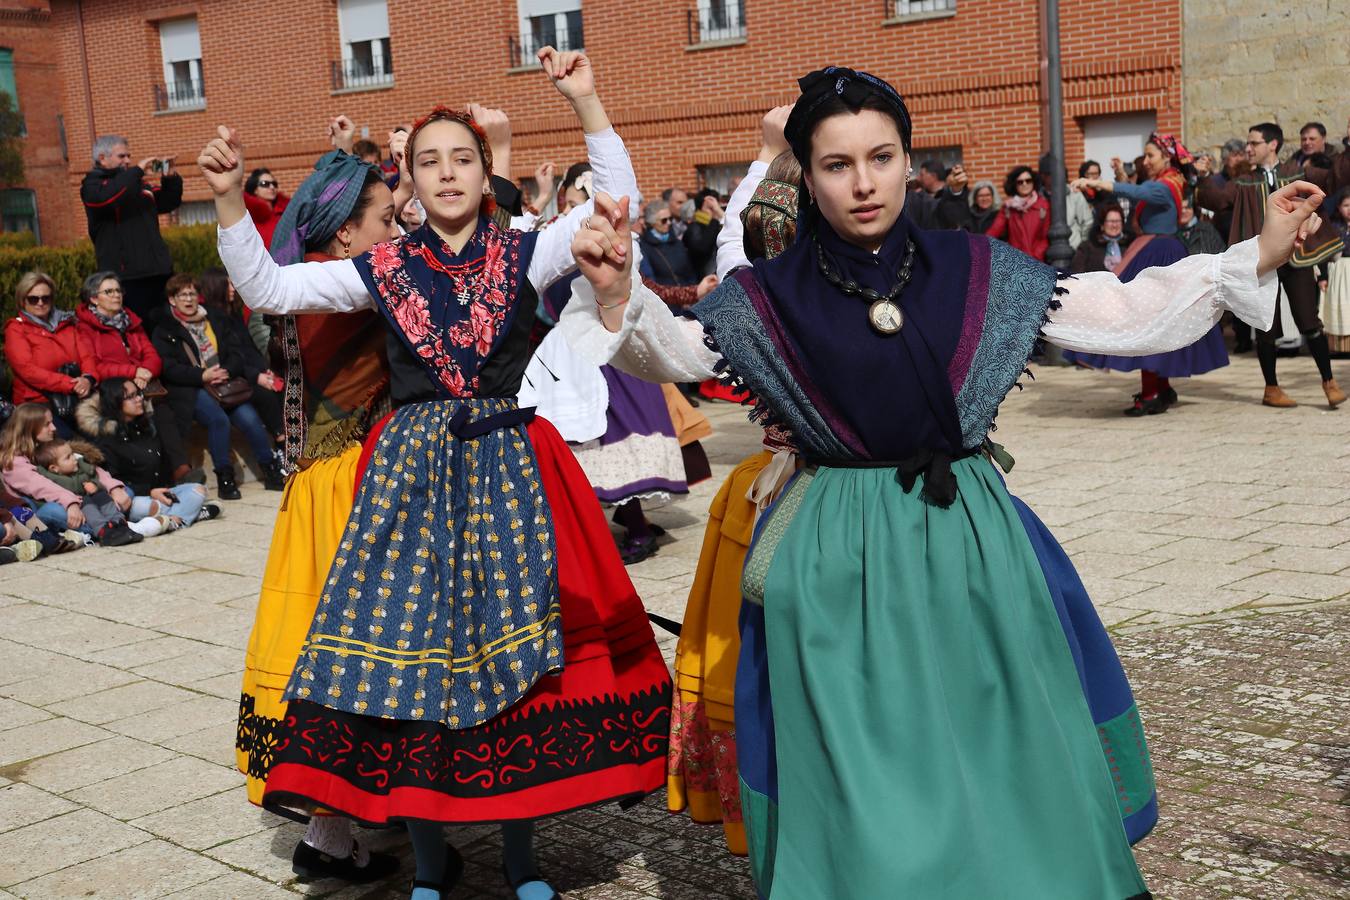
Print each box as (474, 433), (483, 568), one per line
(1068, 134), (1229, 416)
(203, 49), (670, 900)
(561, 66), (1322, 898)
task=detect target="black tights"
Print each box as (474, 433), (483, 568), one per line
(1258, 331), (1334, 386)
(612, 498), (651, 541)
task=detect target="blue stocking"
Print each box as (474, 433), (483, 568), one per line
(502, 820), (556, 900)
(407, 820), (447, 900)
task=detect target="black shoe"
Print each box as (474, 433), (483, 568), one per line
(292, 837), (401, 884)
(0, 546), (15, 565)
(619, 534), (658, 565)
(1161, 386), (1178, 407)
(408, 844), (466, 898)
(99, 522), (144, 546)
(1123, 393), (1168, 417)
(195, 502), (223, 522)
(215, 466), (242, 501)
(261, 460), (287, 491)
(503, 863), (561, 900)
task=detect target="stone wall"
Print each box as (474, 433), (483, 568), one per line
(1183, 0), (1349, 156)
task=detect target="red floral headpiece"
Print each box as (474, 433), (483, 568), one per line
(1148, 132), (1193, 169)
(407, 105), (497, 218)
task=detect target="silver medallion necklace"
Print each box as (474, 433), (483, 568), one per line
(813, 236), (916, 335)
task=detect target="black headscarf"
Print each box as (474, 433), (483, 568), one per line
(783, 67), (914, 233)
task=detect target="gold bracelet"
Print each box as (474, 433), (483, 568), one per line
(595, 296), (630, 310)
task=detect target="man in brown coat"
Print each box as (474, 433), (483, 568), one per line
(1197, 121), (1348, 408)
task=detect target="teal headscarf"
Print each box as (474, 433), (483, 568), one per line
(269, 150), (377, 265)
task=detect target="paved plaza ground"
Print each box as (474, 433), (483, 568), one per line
(0, 353), (1346, 899)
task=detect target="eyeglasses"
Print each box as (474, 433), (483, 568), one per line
(257, 180), (278, 189)
(123, 390), (145, 401)
(1245, 140), (1267, 147)
(98, 287), (123, 297)
(25, 294), (53, 305)
(174, 290), (199, 300)
(1015, 177), (1035, 185)
(656, 216), (672, 224)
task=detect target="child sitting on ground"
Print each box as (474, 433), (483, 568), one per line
(33, 440), (165, 545)
(0, 478), (85, 560)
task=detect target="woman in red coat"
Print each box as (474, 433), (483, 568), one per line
(4, 272), (98, 435)
(987, 165), (1050, 261)
(74, 271), (197, 483)
(243, 168), (289, 248)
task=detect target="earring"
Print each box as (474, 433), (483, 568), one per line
(906, 166), (915, 181)
(342, 241), (351, 258)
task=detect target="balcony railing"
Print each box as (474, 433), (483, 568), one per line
(153, 78), (205, 112)
(890, 0), (956, 17)
(508, 25), (583, 68)
(331, 55), (394, 92)
(688, 1), (745, 44)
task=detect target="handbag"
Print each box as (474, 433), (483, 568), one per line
(44, 362), (81, 420)
(205, 376), (253, 410)
(142, 378), (168, 400)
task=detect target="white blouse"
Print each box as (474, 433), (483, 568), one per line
(217, 128), (639, 315)
(558, 236), (1278, 385)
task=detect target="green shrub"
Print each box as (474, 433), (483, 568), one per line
(0, 231), (37, 250)
(0, 224), (220, 321)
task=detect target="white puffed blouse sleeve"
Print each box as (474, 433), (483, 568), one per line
(1042, 236), (1276, 354)
(558, 270), (720, 383)
(217, 215), (372, 314)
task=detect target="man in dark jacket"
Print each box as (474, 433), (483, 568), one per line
(80, 135), (183, 330)
(682, 189), (724, 278)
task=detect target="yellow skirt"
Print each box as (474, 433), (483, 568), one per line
(666, 450), (772, 856)
(236, 445), (362, 805)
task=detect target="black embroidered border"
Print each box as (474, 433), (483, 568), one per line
(237, 692), (286, 782)
(263, 685), (671, 798)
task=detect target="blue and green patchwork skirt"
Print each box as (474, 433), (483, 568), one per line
(736, 458), (1153, 898)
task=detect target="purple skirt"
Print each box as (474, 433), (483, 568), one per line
(569, 366), (688, 505)
(1063, 236), (1229, 378)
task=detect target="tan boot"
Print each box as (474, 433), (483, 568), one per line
(1324, 378), (1347, 408)
(1262, 385), (1297, 408)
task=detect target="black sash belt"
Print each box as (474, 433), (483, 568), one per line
(804, 446), (981, 508)
(447, 404), (537, 439)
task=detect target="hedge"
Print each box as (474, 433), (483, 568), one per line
(0, 224), (221, 321)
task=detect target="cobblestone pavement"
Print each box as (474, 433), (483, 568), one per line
(0, 354), (1346, 899)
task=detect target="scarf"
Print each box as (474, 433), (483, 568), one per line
(1004, 192), (1041, 213)
(354, 217), (538, 397)
(270, 150), (377, 266)
(20, 308), (73, 333)
(1104, 236), (1123, 273)
(753, 211), (970, 458)
(92, 308), (131, 333)
(173, 306), (218, 368)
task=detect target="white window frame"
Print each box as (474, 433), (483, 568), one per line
(695, 0), (745, 43)
(337, 0), (393, 89)
(517, 0), (583, 65)
(890, 0), (957, 20)
(158, 17), (204, 111)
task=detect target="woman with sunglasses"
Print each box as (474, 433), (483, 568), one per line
(987, 164), (1051, 260)
(4, 272), (97, 436)
(244, 168), (290, 248)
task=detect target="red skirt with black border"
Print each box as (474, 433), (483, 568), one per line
(260, 412), (671, 825)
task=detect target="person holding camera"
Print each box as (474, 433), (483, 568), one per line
(81, 135), (183, 331)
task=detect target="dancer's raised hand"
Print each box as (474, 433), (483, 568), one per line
(198, 126), (244, 196)
(573, 191), (632, 310)
(538, 47), (595, 99)
(328, 115), (356, 153)
(1257, 180), (1326, 276)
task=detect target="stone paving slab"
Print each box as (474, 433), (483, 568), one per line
(0, 354), (1346, 897)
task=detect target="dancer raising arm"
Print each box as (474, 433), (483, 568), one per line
(202, 48), (668, 900)
(561, 67), (1322, 900)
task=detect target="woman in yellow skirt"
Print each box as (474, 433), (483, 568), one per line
(234, 146), (403, 882)
(666, 137), (802, 854)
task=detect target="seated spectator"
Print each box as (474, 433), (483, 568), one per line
(967, 180), (1001, 234)
(640, 200), (699, 286)
(987, 165), (1050, 260)
(1070, 203), (1132, 274)
(0, 402), (134, 540)
(199, 267), (283, 432)
(152, 274), (286, 500)
(77, 379), (220, 527)
(683, 189), (724, 277)
(33, 438), (162, 543)
(4, 272), (97, 436)
(0, 476), (83, 557)
(75, 270), (196, 483)
(243, 168), (290, 248)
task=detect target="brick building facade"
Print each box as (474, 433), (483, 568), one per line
(4, 0), (1181, 246)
